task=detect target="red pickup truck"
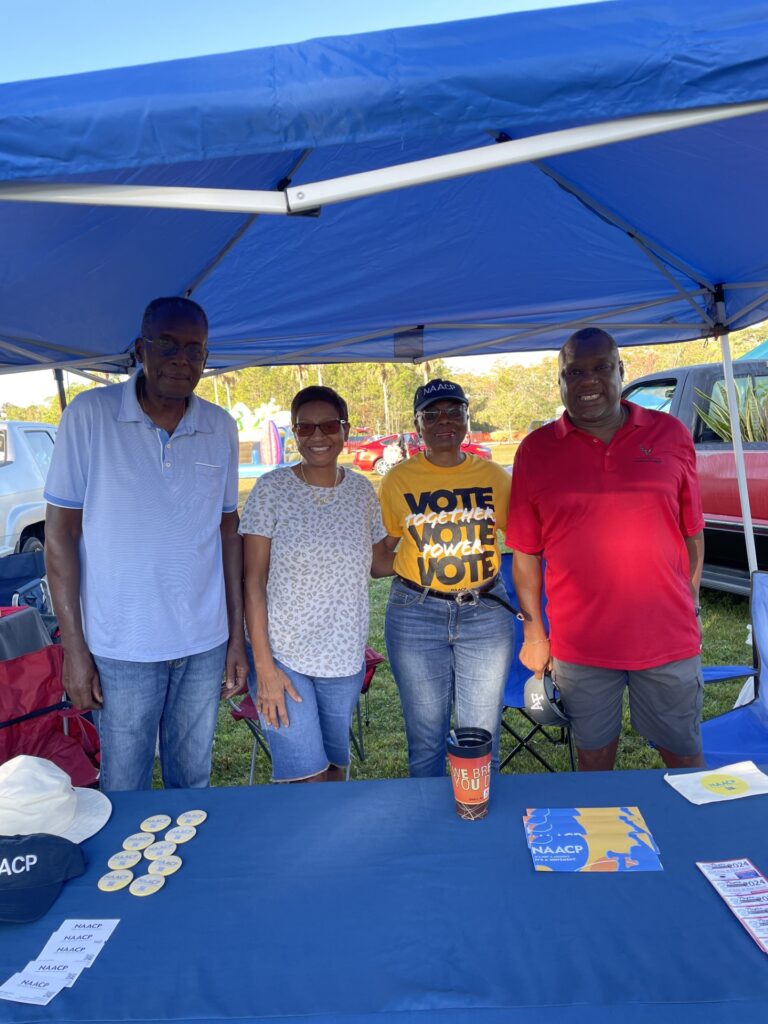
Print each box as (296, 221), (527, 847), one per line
(622, 360), (768, 595)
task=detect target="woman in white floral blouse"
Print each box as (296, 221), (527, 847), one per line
(240, 386), (392, 782)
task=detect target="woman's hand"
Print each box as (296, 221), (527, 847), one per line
(519, 637), (551, 678)
(256, 662), (302, 728)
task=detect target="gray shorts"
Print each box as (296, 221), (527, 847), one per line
(552, 656), (703, 756)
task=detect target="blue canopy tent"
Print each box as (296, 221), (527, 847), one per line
(0, 0), (767, 568)
(0, 0), (767, 378)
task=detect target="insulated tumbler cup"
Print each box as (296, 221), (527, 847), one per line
(446, 727), (493, 820)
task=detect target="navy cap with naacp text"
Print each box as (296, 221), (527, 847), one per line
(0, 834), (85, 924)
(413, 379), (468, 414)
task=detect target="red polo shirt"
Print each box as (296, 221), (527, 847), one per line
(506, 403), (704, 669)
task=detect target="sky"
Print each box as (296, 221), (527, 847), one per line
(0, 0), (600, 406)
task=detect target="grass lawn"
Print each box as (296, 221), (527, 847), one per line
(211, 461), (753, 786)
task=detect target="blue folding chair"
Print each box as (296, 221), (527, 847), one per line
(0, 551), (49, 610)
(701, 571), (768, 768)
(499, 552), (575, 772)
(0, 550), (56, 640)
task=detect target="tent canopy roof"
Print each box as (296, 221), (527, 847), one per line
(1, 0), (767, 373)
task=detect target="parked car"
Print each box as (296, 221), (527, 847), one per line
(353, 431), (492, 475)
(343, 428), (376, 454)
(0, 421), (58, 557)
(622, 360), (768, 595)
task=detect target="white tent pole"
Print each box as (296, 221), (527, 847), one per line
(1, 101), (768, 215)
(717, 310), (758, 574)
(285, 101), (768, 211)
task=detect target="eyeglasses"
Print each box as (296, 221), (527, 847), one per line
(419, 406), (467, 424)
(142, 338), (207, 362)
(293, 419), (347, 438)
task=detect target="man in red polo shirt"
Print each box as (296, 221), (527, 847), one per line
(507, 327), (705, 771)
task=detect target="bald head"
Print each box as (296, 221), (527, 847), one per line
(558, 328), (618, 370)
(558, 327), (624, 434)
(141, 296), (208, 340)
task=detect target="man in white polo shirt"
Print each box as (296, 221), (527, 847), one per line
(44, 296), (247, 791)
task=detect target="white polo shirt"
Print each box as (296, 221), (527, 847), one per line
(45, 372), (239, 662)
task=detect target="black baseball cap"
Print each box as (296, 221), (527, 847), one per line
(0, 834), (85, 924)
(413, 379), (469, 413)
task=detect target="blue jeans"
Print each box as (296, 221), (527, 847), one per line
(256, 659), (364, 782)
(93, 641), (227, 791)
(385, 578), (515, 777)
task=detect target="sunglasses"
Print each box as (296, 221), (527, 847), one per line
(142, 338), (207, 362)
(419, 406), (467, 424)
(293, 419), (347, 438)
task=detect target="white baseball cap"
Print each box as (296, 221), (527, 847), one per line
(0, 755), (111, 844)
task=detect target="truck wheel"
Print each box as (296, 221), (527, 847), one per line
(21, 536), (44, 554)
(373, 459), (389, 476)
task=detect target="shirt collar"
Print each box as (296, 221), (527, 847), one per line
(554, 399), (650, 439)
(117, 370), (209, 434)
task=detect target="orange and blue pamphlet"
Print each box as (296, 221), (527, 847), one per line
(523, 806), (662, 872)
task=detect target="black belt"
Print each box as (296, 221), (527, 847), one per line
(395, 574), (522, 617)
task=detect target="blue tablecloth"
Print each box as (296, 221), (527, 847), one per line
(1, 770), (768, 1023)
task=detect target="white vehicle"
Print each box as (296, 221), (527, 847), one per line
(0, 421), (58, 556)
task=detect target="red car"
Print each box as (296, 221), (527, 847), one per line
(352, 431), (492, 475)
(343, 427), (375, 453)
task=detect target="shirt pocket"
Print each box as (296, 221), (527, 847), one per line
(195, 462), (226, 498)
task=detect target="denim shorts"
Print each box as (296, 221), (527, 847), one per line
(258, 659), (365, 782)
(553, 655), (704, 755)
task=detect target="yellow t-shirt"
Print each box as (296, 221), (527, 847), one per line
(379, 453), (511, 591)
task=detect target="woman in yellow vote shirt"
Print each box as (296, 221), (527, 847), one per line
(379, 379), (515, 777)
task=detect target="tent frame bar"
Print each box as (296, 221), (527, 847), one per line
(1, 101), (767, 215)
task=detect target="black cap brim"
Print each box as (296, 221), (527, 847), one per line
(0, 880), (64, 924)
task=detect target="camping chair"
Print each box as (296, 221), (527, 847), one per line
(0, 550), (56, 638)
(349, 647), (385, 760)
(228, 644), (386, 783)
(0, 605), (99, 786)
(498, 552), (575, 772)
(701, 571), (768, 768)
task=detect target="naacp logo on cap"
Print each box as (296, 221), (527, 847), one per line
(0, 833), (85, 924)
(413, 379), (469, 413)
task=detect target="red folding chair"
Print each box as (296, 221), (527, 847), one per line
(0, 606), (100, 787)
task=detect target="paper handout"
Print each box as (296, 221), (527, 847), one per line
(523, 806), (662, 872)
(665, 761), (768, 805)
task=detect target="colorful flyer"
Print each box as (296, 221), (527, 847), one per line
(523, 806), (662, 872)
(665, 761), (768, 805)
(698, 858), (768, 953)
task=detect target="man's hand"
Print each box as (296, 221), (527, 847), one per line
(63, 645), (103, 711)
(255, 663), (302, 729)
(519, 637), (552, 678)
(220, 636), (248, 700)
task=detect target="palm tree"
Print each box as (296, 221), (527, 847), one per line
(218, 371), (239, 411)
(378, 365), (391, 434)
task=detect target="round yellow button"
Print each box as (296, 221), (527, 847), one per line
(144, 841), (177, 861)
(129, 874), (165, 897)
(165, 825), (196, 844)
(123, 832), (154, 851)
(177, 809), (207, 827)
(108, 850), (142, 870)
(148, 855), (182, 877)
(98, 869), (133, 892)
(140, 814), (172, 833)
